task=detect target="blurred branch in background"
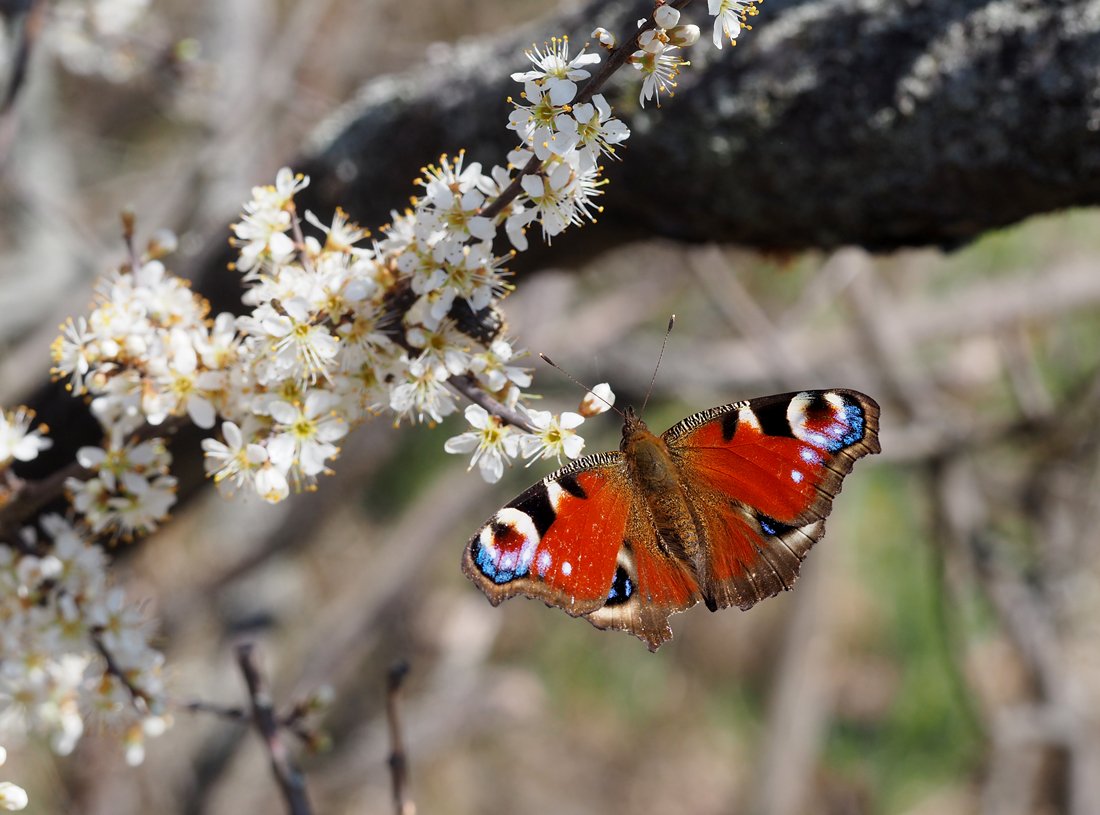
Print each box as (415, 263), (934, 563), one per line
(236, 642), (313, 815)
(385, 661), (414, 815)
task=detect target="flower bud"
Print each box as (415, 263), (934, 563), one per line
(668, 24), (701, 47)
(654, 5), (680, 29)
(579, 383), (616, 417)
(591, 27), (616, 49)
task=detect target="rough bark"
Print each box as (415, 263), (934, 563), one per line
(293, 0), (1100, 256)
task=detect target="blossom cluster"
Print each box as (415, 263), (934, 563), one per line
(446, 383), (616, 483)
(50, 239), (219, 536)
(48, 2), (767, 503)
(622, 0), (759, 106)
(195, 34), (634, 491)
(2, 0), (769, 777)
(0, 424), (167, 768)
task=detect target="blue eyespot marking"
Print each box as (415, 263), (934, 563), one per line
(605, 565), (634, 607)
(830, 400), (865, 451)
(474, 509), (540, 584)
(758, 514), (796, 538)
(796, 395), (865, 453)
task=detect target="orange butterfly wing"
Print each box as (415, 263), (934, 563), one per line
(665, 389), (881, 611)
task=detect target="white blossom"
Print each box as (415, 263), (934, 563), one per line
(518, 408), (586, 464)
(445, 404), (520, 483)
(0, 408), (52, 467)
(709, 0), (759, 49)
(510, 35), (600, 105)
(267, 390), (349, 478)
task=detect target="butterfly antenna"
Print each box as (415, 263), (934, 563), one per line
(539, 353), (625, 419)
(640, 314), (675, 415)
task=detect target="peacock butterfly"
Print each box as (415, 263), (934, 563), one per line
(462, 389), (880, 651)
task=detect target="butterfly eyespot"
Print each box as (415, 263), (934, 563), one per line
(604, 565), (634, 607)
(474, 508), (541, 584)
(787, 391), (866, 452)
(758, 514), (796, 538)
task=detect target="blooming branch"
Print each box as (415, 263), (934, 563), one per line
(0, 0), (765, 786)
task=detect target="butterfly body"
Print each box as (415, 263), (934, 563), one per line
(620, 408), (700, 565)
(463, 389), (880, 651)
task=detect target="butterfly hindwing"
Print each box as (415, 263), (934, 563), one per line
(583, 491), (702, 651)
(462, 452), (631, 617)
(665, 389), (880, 612)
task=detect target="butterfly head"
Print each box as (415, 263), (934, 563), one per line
(620, 406), (655, 447)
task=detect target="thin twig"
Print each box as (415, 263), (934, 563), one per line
(386, 660), (415, 815)
(447, 374), (536, 432)
(176, 698), (251, 723)
(236, 642), (313, 815)
(91, 629), (154, 712)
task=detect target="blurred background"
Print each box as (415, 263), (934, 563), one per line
(1, 0), (1099, 813)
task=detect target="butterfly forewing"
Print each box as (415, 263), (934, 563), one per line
(666, 389), (881, 612)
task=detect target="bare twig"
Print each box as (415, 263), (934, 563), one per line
(447, 374), (536, 432)
(236, 641), (313, 815)
(176, 698), (250, 724)
(386, 661), (415, 815)
(91, 629), (155, 713)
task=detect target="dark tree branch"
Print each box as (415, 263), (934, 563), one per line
(178, 698), (250, 723)
(294, 0), (1100, 257)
